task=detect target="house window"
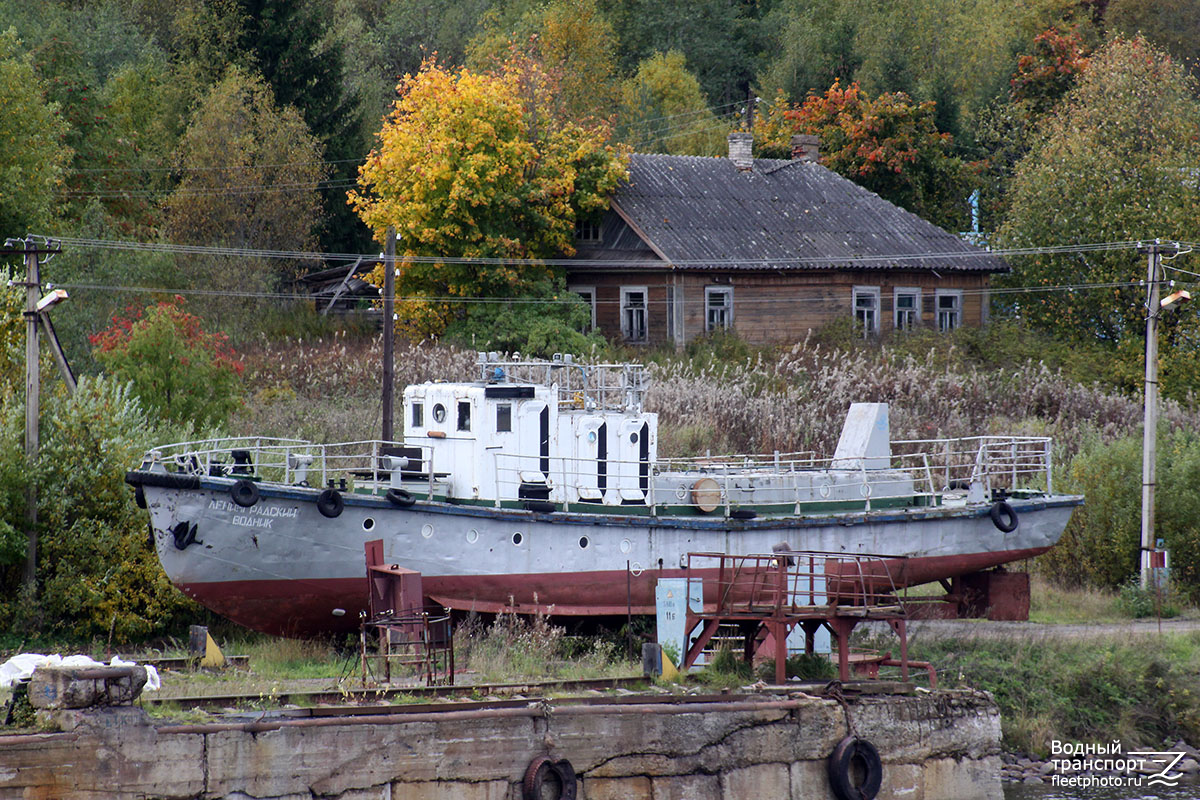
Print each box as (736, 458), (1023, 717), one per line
(705, 286), (733, 332)
(496, 403), (512, 433)
(853, 286), (881, 337)
(457, 400), (471, 432)
(411, 402), (423, 429)
(936, 289), (962, 332)
(894, 288), (920, 331)
(575, 219), (601, 243)
(569, 285), (595, 331)
(621, 287), (648, 342)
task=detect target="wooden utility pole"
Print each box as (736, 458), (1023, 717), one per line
(382, 227), (396, 442)
(1140, 242), (1161, 589)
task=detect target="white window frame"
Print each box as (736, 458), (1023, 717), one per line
(568, 284), (596, 331)
(620, 286), (648, 343)
(705, 286), (733, 332)
(935, 289), (962, 332)
(894, 287), (921, 331)
(853, 286), (881, 337)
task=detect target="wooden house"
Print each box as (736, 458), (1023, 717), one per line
(565, 133), (1007, 347)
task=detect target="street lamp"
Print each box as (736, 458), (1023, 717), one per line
(1140, 241), (1191, 589)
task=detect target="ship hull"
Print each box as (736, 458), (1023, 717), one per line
(134, 474), (1081, 637)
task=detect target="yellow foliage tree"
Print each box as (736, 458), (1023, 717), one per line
(350, 58), (628, 337)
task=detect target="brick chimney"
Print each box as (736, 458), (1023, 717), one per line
(791, 134), (819, 162)
(727, 132), (754, 170)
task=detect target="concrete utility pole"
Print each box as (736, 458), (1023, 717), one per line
(1139, 240), (1190, 589)
(23, 238), (39, 592)
(382, 227), (396, 442)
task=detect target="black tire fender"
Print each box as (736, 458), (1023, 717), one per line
(827, 736), (882, 800)
(317, 488), (344, 518)
(134, 484), (147, 509)
(989, 500), (1018, 533)
(231, 479), (260, 508)
(524, 499), (557, 514)
(386, 488), (416, 508)
(522, 756), (577, 800)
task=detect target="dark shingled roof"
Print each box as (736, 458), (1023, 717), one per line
(599, 153), (1006, 273)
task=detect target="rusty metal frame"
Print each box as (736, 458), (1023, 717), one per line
(681, 551), (931, 686)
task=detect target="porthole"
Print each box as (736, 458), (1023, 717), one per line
(579, 536), (589, 549)
(620, 538), (632, 554)
(513, 532), (524, 546)
(362, 518), (375, 531)
(421, 523), (434, 539)
(466, 528), (479, 544)
(630, 432), (639, 443)
(432, 403), (446, 423)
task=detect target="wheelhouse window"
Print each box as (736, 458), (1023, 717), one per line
(411, 402), (423, 428)
(457, 401), (471, 431)
(621, 286), (648, 343)
(894, 288), (920, 331)
(936, 289), (962, 332)
(853, 286), (881, 337)
(568, 284), (596, 331)
(705, 286), (733, 332)
(496, 403), (512, 433)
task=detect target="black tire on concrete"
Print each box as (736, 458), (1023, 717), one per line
(522, 756), (577, 800)
(827, 736), (882, 800)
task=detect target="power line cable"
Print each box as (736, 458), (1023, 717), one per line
(44, 235), (1144, 269)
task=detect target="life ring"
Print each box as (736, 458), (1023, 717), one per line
(386, 488), (416, 508)
(827, 736), (882, 800)
(990, 500), (1018, 533)
(134, 484), (147, 509)
(522, 756), (577, 800)
(317, 488), (344, 518)
(231, 479), (260, 508)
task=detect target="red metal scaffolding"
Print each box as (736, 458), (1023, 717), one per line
(682, 551), (935, 686)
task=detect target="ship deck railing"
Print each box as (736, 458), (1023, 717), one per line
(138, 437), (439, 496)
(489, 434), (1055, 516)
(477, 351), (649, 412)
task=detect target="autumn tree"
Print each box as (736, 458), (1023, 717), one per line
(350, 58), (627, 339)
(998, 36), (1200, 396)
(465, 0), (621, 126)
(90, 297), (244, 427)
(776, 81), (969, 230)
(0, 29), (71, 237)
(616, 50), (727, 156)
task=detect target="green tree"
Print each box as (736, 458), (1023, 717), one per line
(165, 66), (326, 252)
(90, 297), (244, 428)
(997, 36), (1200, 396)
(0, 28), (71, 237)
(350, 58), (627, 337)
(616, 50), (727, 156)
(776, 80), (969, 229)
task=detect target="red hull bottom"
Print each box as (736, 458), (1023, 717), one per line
(178, 547), (1051, 637)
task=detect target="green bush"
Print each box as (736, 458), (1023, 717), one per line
(0, 377), (197, 639)
(90, 297), (244, 428)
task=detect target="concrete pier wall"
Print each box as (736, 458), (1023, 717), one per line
(0, 690), (1001, 800)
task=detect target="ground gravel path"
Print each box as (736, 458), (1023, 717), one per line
(863, 618), (1200, 640)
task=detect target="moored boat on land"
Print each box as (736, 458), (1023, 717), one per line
(126, 353), (1082, 636)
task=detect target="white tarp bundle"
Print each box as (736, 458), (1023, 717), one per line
(0, 654), (160, 691)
